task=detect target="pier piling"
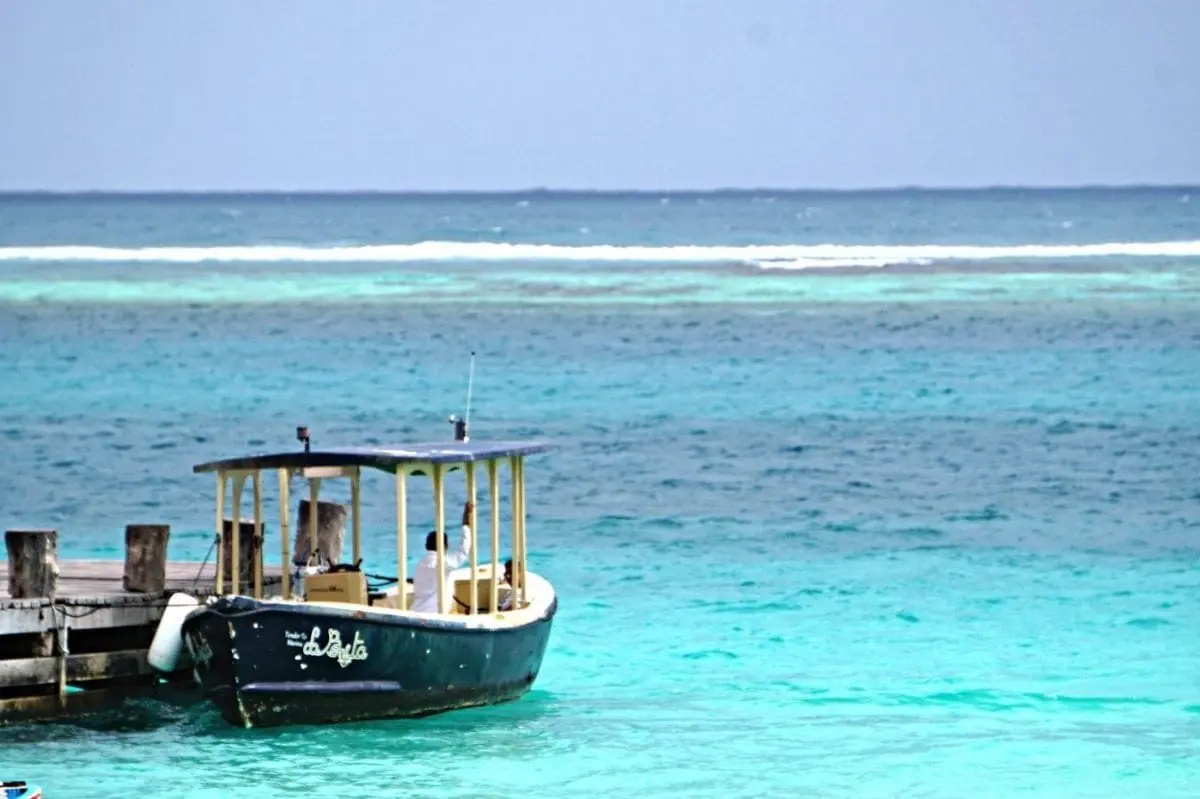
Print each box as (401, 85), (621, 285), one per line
(4, 530), (58, 600)
(123, 524), (170, 593)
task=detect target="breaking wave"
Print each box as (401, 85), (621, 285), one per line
(1, 240), (1199, 269)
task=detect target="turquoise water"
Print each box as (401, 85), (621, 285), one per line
(1, 190), (1199, 797)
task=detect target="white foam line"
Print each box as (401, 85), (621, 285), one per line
(0, 240), (1198, 268)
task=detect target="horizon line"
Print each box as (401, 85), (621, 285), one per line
(0, 182), (1197, 198)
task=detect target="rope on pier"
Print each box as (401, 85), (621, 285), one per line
(192, 535), (218, 592)
(51, 603), (107, 618)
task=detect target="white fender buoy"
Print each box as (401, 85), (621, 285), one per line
(148, 592), (200, 673)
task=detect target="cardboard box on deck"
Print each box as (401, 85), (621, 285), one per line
(305, 570), (367, 605)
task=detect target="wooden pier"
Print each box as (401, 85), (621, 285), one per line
(1, 528), (281, 725)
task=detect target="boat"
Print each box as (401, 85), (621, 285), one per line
(167, 423), (556, 729)
(2, 782), (42, 799)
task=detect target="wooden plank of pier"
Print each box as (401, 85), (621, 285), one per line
(0, 559), (282, 636)
(0, 559), (279, 600)
(1, 648), (151, 689)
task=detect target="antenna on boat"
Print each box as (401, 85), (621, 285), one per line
(465, 351), (476, 430)
(448, 351), (476, 442)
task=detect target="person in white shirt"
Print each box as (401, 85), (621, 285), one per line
(411, 501), (473, 613)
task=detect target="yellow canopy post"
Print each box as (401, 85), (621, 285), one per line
(230, 473), (246, 596)
(278, 468), (291, 600)
(433, 463), (446, 613)
(396, 469), (408, 610)
(467, 462), (478, 614)
(488, 459), (500, 614)
(509, 456), (521, 609)
(215, 472), (226, 594)
(253, 470), (263, 600)
(351, 467), (362, 566)
(307, 478), (320, 568)
(518, 456), (527, 606)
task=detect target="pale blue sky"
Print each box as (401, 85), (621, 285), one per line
(1, 0), (1198, 191)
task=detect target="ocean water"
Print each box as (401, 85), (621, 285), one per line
(0, 189), (1198, 797)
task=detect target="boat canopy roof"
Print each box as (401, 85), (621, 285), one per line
(193, 440), (552, 475)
